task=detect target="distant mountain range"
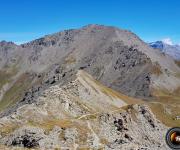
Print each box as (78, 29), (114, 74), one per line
(149, 41), (180, 60)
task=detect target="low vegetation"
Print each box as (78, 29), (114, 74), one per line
(0, 122), (20, 138)
(151, 62), (162, 75)
(0, 74), (33, 112)
(65, 55), (76, 64)
(148, 88), (180, 127)
(175, 60), (180, 67)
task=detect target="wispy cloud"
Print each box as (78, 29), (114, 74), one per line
(162, 38), (173, 45)
(14, 41), (28, 45)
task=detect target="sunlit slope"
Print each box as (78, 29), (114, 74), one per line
(147, 87), (180, 127)
(77, 70), (142, 109)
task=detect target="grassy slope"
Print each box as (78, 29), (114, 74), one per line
(0, 71), (45, 113)
(147, 61), (180, 127)
(175, 60), (180, 67)
(0, 68), (17, 89)
(0, 71), (11, 89)
(147, 88), (180, 127)
(0, 73), (33, 111)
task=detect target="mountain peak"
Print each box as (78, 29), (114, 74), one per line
(0, 40), (16, 46)
(149, 41), (164, 49)
(149, 41), (180, 60)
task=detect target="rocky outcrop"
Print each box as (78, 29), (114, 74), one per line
(2, 127), (45, 148)
(0, 104), (169, 149)
(99, 104), (169, 150)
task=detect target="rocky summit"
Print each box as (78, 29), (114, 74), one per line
(0, 25), (179, 149)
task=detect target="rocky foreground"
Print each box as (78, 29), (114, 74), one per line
(0, 71), (169, 150)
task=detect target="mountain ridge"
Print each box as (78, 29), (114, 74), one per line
(0, 25), (180, 112)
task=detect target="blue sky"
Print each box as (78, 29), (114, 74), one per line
(0, 0), (180, 44)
